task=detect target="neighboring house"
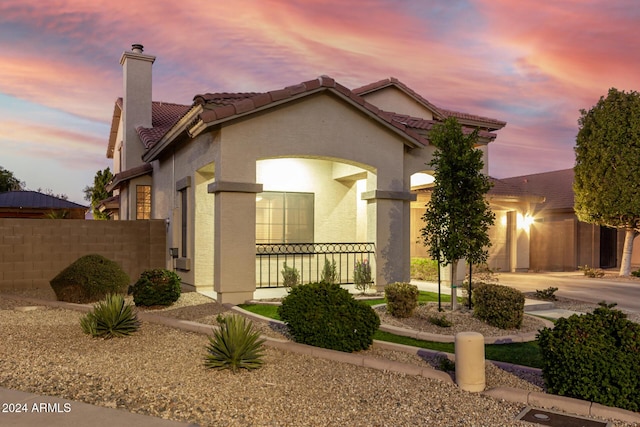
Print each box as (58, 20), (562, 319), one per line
(105, 44), (517, 303)
(412, 177), (545, 274)
(0, 191), (87, 219)
(498, 169), (640, 271)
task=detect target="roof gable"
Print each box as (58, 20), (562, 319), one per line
(354, 77), (445, 120)
(353, 77), (506, 131)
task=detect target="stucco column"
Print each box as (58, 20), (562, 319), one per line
(362, 190), (416, 291)
(208, 181), (263, 304)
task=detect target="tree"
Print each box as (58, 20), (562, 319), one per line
(0, 166), (24, 192)
(574, 88), (640, 276)
(36, 187), (68, 200)
(421, 118), (495, 309)
(84, 167), (114, 220)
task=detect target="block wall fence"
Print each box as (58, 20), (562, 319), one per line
(0, 219), (166, 291)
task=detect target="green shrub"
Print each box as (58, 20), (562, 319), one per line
(473, 283), (524, 329)
(537, 303), (640, 411)
(320, 258), (338, 284)
(278, 282), (380, 352)
(353, 259), (373, 293)
(410, 258), (438, 281)
(281, 263), (299, 289)
(534, 287), (558, 301)
(428, 314), (452, 328)
(631, 269), (640, 278)
(80, 294), (140, 339)
(579, 264), (605, 278)
(204, 315), (266, 373)
(50, 254), (130, 303)
(129, 269), (181, 307)
(384, 282), (419, 318)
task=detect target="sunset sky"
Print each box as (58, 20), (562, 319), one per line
(1, 0), (638, 204)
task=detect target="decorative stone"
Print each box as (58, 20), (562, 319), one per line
(14, 306), (44, 312)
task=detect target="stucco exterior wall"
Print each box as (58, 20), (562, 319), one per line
(359, 87), (435, 120)
(153, 131), (218, 287)
(257, 158), (361, 243)
(221, 94), (408, 187)
(530, 215), (577, 271)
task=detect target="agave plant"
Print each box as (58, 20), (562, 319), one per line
(80, 294), (140, 339)
(204, 314), (266, 372)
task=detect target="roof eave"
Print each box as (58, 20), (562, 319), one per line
(488, 195), (546, 204)
(186, 87), (426, 149)
(106, 100), (122, 159)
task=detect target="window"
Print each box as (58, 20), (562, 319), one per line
(256, 192), (314, 243)
(136, 185), (151, 219)
(180, 188), (188, 258)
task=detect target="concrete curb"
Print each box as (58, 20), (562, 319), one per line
(378, 314), (553, 344)
(5, 294), (638, 425)
(483, 387), (640, 424)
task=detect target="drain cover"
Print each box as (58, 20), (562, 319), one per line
(515, 407), (611, 427)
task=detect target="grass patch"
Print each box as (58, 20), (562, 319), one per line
(238, 304), (280, 320)
(364, 290), (461, 306)
(373, 331), (542, 368)
(239, 297), (543, 368)
(374, 330), (454, 352)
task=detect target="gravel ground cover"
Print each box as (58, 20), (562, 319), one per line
(1, 289), (637, 426)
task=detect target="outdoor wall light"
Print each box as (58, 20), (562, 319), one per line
(517, 213), (535, 230)
(169, 248), (179, 258)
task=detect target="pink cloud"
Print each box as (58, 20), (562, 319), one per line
(1, 119), (105, 165)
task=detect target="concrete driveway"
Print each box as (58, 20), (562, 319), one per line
(498, 271), (640, 313)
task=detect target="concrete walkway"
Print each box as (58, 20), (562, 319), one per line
(0, 387), (198, 427)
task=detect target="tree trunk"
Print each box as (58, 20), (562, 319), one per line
(619, 228), (638, 276)
(451, 260), (458, 310)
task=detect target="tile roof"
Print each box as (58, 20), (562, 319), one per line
(137, 76), (507, 160)
(137, 101), (191, 148)
(0, 191), (87, 209)
(440, 109), (506, 130)
(498, 169), (575, 211)
(193, 92), (262, 107)
(392, 114), (498, 142)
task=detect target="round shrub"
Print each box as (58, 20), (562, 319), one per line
(537, 303), (640, 412)
(129, 269), (181, 307)
(278, 282), (380, 352)
(49, 254), (130, 303)
(472, 283), (524, 329)
(385, 282), (419, 318)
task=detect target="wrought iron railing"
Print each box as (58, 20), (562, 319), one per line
(256, 242), (375, 288)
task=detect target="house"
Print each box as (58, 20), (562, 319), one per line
(498, 169), (640, 271)
(105, 44), (532, 304)
(0, 191), (87, 219)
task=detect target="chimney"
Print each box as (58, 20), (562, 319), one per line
(120, 44), (155, 170)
